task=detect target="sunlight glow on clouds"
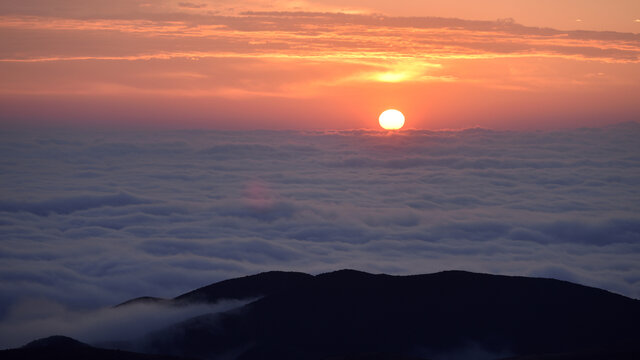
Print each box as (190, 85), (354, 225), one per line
(1, 3), (639, 129)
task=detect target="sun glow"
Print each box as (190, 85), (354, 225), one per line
(378, 109), (405, 130)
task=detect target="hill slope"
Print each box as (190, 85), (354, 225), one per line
(131, 270), (640, 360)
(116, 271), (314, 307)
(0, 336), (192, 360)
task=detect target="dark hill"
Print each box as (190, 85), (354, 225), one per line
(9, 271), (640, 360)
(174, 270), (314, 304)
(116, 296), (170, 307)
(23, 335), (91, 350)
(1, 335), (192, 360)
(135, 270), (640, 360)
(116, 271), (314, 307)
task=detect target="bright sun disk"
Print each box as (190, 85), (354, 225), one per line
(379, 109), (405, 130)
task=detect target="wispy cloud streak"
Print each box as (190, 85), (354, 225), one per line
(0, 3), (639, 129)
(1, 13), (639, 64)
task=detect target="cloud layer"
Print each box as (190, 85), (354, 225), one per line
(1, 124), (639, 339)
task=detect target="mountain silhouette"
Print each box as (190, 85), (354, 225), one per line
(175, 270), (314, 304)
(115, 271), (314, 307)
(130, 270), (640, 360)
(0, 335), (193, 360)
(5, 270), (640, 360)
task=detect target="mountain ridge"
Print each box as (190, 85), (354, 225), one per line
(1, 335), (194, 360)
(7, 270), (640, 360)
(118, 269), (636, 308)
(114, 269), (640, 360)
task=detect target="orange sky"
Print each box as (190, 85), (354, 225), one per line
(0, 0), (639, 129)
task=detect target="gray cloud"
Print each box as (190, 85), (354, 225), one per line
(178, 2), (207, 9)
(0, 192), (150, 216)
(1, 124), (640, 340)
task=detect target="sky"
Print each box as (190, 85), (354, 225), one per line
(1, 1), (640, 350)
(1, 0), (639, 129)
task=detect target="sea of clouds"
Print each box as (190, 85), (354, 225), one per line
(1, 123), (639, 347)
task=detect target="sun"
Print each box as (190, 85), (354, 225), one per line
(379, 109), (405, 130)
